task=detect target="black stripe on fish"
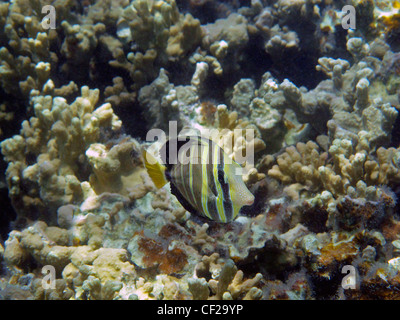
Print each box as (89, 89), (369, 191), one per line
(207, 140), (218, 197)
(160, 136), (196, 169)
(207, 193), (219, 222)
(218, 147), (233, 222)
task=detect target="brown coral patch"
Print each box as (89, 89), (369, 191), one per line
(159, 248), (188, 275)
(265, 280), (290, 300)
(264, 271), (312, 300)
(336, 198), (386, 231)
(380, 190), (397, 208)
(199, 101), (217, 125)
(381, 218), (400, 241)
(264, 203), (287, 233)
(138, 236), (188, 275)
(318, 241), (358, 267)
(158, 223), (192, 243)
(300, 203), (329, 233)
(138, 237), (164, 267)
(345, 271), (400, 300)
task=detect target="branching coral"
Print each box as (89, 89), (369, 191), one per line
(0, 45), (52, 96)
(233, 37), (399, 153)
(268, 134), (400, 205)
(104, 76), (137, 109)
(60, 21), (106, 78)
(189, 254), (263, 300)
(0, 0), (78, 99)
(85, 138), (142, 195)
(111, 0), (202, 87)
(268, 141), (328, 193)
(138, 68), (182, 130)
(197, 13), (249, 76)
(0, 86), (123, 221)
(266, 133), (399, 242)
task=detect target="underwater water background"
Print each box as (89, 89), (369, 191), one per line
(0, 0), (400, 300)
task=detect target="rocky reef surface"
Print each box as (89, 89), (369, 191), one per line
(0, 0), (400, 300)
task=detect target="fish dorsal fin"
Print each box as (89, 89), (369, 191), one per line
(141, 148), (168, 189)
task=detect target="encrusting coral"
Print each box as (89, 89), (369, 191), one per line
(3, 220), (135, 300)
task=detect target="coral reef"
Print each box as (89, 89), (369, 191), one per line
(0, 85), (142, 223)
(1, 0), (400, 301)
(267, 135), (400, 208)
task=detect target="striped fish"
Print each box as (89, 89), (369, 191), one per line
(142, 136), (254, 223)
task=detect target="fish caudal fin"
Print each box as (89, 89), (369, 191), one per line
(142, 148), (168, 189)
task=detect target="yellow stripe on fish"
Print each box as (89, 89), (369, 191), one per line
(201, 141), (212, 220)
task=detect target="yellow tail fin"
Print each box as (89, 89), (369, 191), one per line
(141, 148), (168, 189)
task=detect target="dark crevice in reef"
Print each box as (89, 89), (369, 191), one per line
(300, 205), (329, 234)
(0, 90), (25, 244)
(175, 0), (247, 24)
(389, 112), (400, 148)
(114, 100), (149, 142)
(270, 50), (327, 90)
(0, 92), (28, 139)
(0, 183), (16, 244)
(198, 35), (328, 105)
(308, 270), (343, 299)
(166, 60), (196, 87)
(238, 33), (274, 88)
(387, 29), (400, 52)
(198, 35), (273, 103)
(182, 1), (220, 24)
